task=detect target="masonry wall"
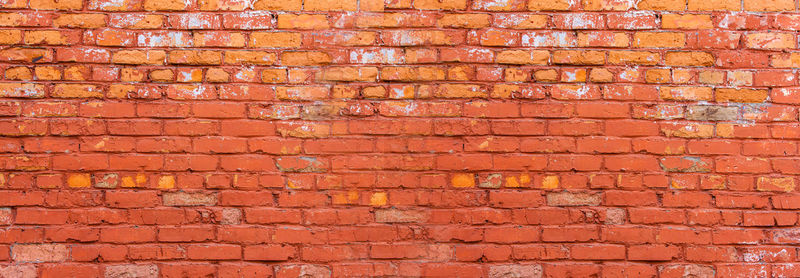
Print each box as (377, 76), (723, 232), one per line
(1, 0), (800, 277)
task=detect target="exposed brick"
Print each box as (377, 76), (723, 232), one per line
(162, 191), (217, 206)
(0, 0), (795, 271)
(374, 208), (428, 223)
(275, 264), (332, 278)
(488, 264), (542, 278)
(744, 0), (794, 11)
(104, 264), (158, 278)
(12, 244), (69, 262)
(686, 105), (739, 121)
(659, 264), (715, 277)
(0, 265), (36, 278)
(546, 191), (601, 206)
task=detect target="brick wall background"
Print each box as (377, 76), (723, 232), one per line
(1, 0), (800, 276)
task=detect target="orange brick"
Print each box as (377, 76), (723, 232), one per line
(277, 14), (329, 29)
(53, 14), (107, 28)
(451, 173), (476, 188)
(253, 0), (301, 10)
(633, 32), (686, 48)
(744, 0), (795, 11)
(745, 33), (796, 49)
(662, 14), (713, 29)
(552, 50), (606, 65)
(716, 88), (768, 103)
(249, 32), (302, 48)
(688, 0), (740, 10)
(224, 51), (277, 65)
(143, 0), (188, 10)
(608, 51), (660, 65)
(67, 173), (92, 188)
(280, 52), (332, 66)
(29, 0), (82, 9)
(414, 0), (468, 9)
(659, 86), (713, 101)
(305, 0), (358, 10)
(528, 0), (573, 10)
(112, 50), (166, 65)
(52, 84), (103, 98)
(438, 14), (491, 28)
(582, 0), (634, 10)
(168, 50), (222, 65)
(637, 0), (686, 10)
(664, 51), (714, 66)
(496, 50), (549, 64)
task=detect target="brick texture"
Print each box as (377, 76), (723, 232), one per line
(1, 0), (800, 277)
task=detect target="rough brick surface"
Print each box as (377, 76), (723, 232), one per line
(1, 0), (800, 276)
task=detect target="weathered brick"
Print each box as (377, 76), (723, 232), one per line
(633, 32), (686, 48)
(496, 50), (549, 64)
(528, 0), (573, 10)
(105, 264), (159, 278)
(0, 266), (37, 278)
(1, 0), (797, 270)
(143, 0), (188, 10)
(253, 0), (301, 10)
(162, 191), (217, 206)
(546, 191), (601, 206)
(281, 52), (332, 66)
(13, 244), (69, 262)
(30, 0), (82, 9)
(686, 106), (739, 121)
(716, 88), (768, 103)
(637, 0), (686, 10)
(744, 0), (794, 11)
(250, 32), (302, 48)
(415, 0), (468, 9)
(608, 51), (659, 65)
(489, 265), (543, 278)
(662, 14), (712, 29)
(112, 50), (166, 65)
(277, 14), (329, 29)
(375, 208), (428, 223)
(688, 0), (739, 10)
(305, 0), (357, 10)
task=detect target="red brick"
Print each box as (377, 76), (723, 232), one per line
(187, 244), (241, 260)
(41, 264), (101, 278)
(541, 226), (598, 242)
(484, 226), (540, 243)
(100, 226), (156, 243)
(686, 246), (738, 262)
(570, 244), (625, 260)
(544, 264), (600, 277)
(71, 245), (127, 262)
(160, 264), (216, 277)
(712, 229), (765, 245)
(628, 244), (680, 261)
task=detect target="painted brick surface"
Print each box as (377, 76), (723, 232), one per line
(0, 0), (799, 277)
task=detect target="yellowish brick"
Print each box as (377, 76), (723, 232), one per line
(67, 173), (91, 188)
(451, 173), (475, 188)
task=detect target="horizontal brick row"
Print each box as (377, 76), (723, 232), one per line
(7, 0), (800, 12)
(2, 262), (800, 278)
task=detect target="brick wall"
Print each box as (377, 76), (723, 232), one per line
(1, 0), (799, 276)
